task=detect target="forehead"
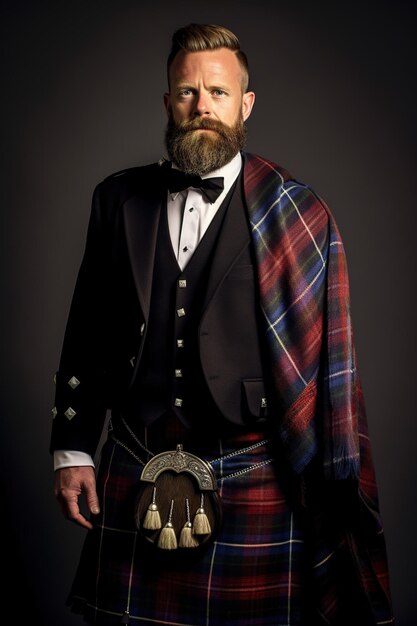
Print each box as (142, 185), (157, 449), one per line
(169, 48), (243, 87)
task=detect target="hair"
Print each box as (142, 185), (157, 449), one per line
(167, 23), (250, 92)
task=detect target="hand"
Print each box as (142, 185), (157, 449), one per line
(54, 466), (100, 530)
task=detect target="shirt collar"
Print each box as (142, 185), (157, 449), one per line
(168, 152), (242, 202)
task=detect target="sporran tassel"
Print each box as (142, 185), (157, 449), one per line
(157, 499), (178, 550)
(193, 493), (211, 535)
(142, 486), (161, 530)
(179, 498), (199, 548)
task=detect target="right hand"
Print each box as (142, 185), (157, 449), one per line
(54, 466), (100, 530)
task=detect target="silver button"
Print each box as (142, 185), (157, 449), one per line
(261, 398), (267, 408)
(176, 308), (186, 317)
(174, 398), (183, 407)
(64, 407), (76, 420)
(51, 407), (57, 419)
(68, 376), (80, 389)
(178, 279), (187, 288)
(177, 339), (184, 348)
(175, 369), (183, 377)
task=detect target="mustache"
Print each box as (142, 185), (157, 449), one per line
(173, 117), (230, 137)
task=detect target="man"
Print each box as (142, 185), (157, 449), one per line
(51, 23), (394, 625)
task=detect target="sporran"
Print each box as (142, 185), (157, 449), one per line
(134, 445), (222, 551)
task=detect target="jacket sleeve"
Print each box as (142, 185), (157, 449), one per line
(50, 182), (112, 457)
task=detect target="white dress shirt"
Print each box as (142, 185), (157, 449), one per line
(54, 153), (242, 470)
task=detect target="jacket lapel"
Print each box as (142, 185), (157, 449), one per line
(202, 174), (251, 311)
(123, 194), (162, 320)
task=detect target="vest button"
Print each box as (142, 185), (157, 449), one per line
(178, 279), (187, 288)
(176, 307), (186, 317)
(177, 339), (184, 348)
(175, 369), (183, 377)
(174, 398), (183, 407)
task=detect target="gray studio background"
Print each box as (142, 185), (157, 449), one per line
(1, 1), (416, 624)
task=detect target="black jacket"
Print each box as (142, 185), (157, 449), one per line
(50, 156), (271, 456)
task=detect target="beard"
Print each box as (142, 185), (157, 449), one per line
(165, 114), (247, 176)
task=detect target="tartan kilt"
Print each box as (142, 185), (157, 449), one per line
(67, 424), (371, 626)
(67, 424), (318, 626)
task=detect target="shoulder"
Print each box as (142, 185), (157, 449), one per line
(85, 160), (168, 227)
(242, 151), (321, 198)
(242, 151), (332, 225)
(94, 160), (166, 203)
(242, 151), (293, 183)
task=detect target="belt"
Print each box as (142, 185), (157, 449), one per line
(110, 416), (274, 483)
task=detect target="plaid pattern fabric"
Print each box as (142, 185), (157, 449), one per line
(242, 153), (394, 623)
(243, 152), (359, 480)
(67, 428), (393, 626)
(69, 433), (314, 625)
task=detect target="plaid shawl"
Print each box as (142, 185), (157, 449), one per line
(242, 152), (394, 622)
(243, 152), (359, 480)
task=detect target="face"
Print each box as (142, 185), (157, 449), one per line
(165, 48), (255, 127)
(164, 48), (255, 175)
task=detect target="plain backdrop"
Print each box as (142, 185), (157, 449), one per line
(1, 1), (416, 623)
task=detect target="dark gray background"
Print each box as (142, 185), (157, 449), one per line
(1, 0), (416, 623)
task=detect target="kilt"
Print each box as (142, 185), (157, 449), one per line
(67, 419), (365, 625)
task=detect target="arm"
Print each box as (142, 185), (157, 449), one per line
(50, 182), (111, 456)
(51, 183), (111, 527)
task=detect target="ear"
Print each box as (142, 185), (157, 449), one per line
(163, 92), (171, 117)
(241, 91), (255, 122)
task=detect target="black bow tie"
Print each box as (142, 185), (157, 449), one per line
(167, 168), (224, 204)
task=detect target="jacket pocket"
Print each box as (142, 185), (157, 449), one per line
(241, 378), (269, 423)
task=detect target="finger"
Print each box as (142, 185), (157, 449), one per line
(68, 512), (94, 530)
(83, 480), (100, 516)
(66, 498), (94, 530)
(55, 483), (94, 529)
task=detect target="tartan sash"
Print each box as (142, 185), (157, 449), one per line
(242, 153), (394, 622)
(242, 152), (361, 481)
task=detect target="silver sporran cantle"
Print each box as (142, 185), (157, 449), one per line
(134, 445), (222, 551)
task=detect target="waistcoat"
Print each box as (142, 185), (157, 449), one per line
(127, 181), (237, 427)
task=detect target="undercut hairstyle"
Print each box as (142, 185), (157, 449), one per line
(167, 23), (250, 92)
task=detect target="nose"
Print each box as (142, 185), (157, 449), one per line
(193, 92), (211, 117)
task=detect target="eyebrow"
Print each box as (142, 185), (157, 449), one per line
(175, 83), (231, 92)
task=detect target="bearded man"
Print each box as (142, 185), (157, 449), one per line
(51, 23), (394, 626)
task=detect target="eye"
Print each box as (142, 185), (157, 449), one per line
(212, 89), (227, 97)
(178, 88), (194, 98)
